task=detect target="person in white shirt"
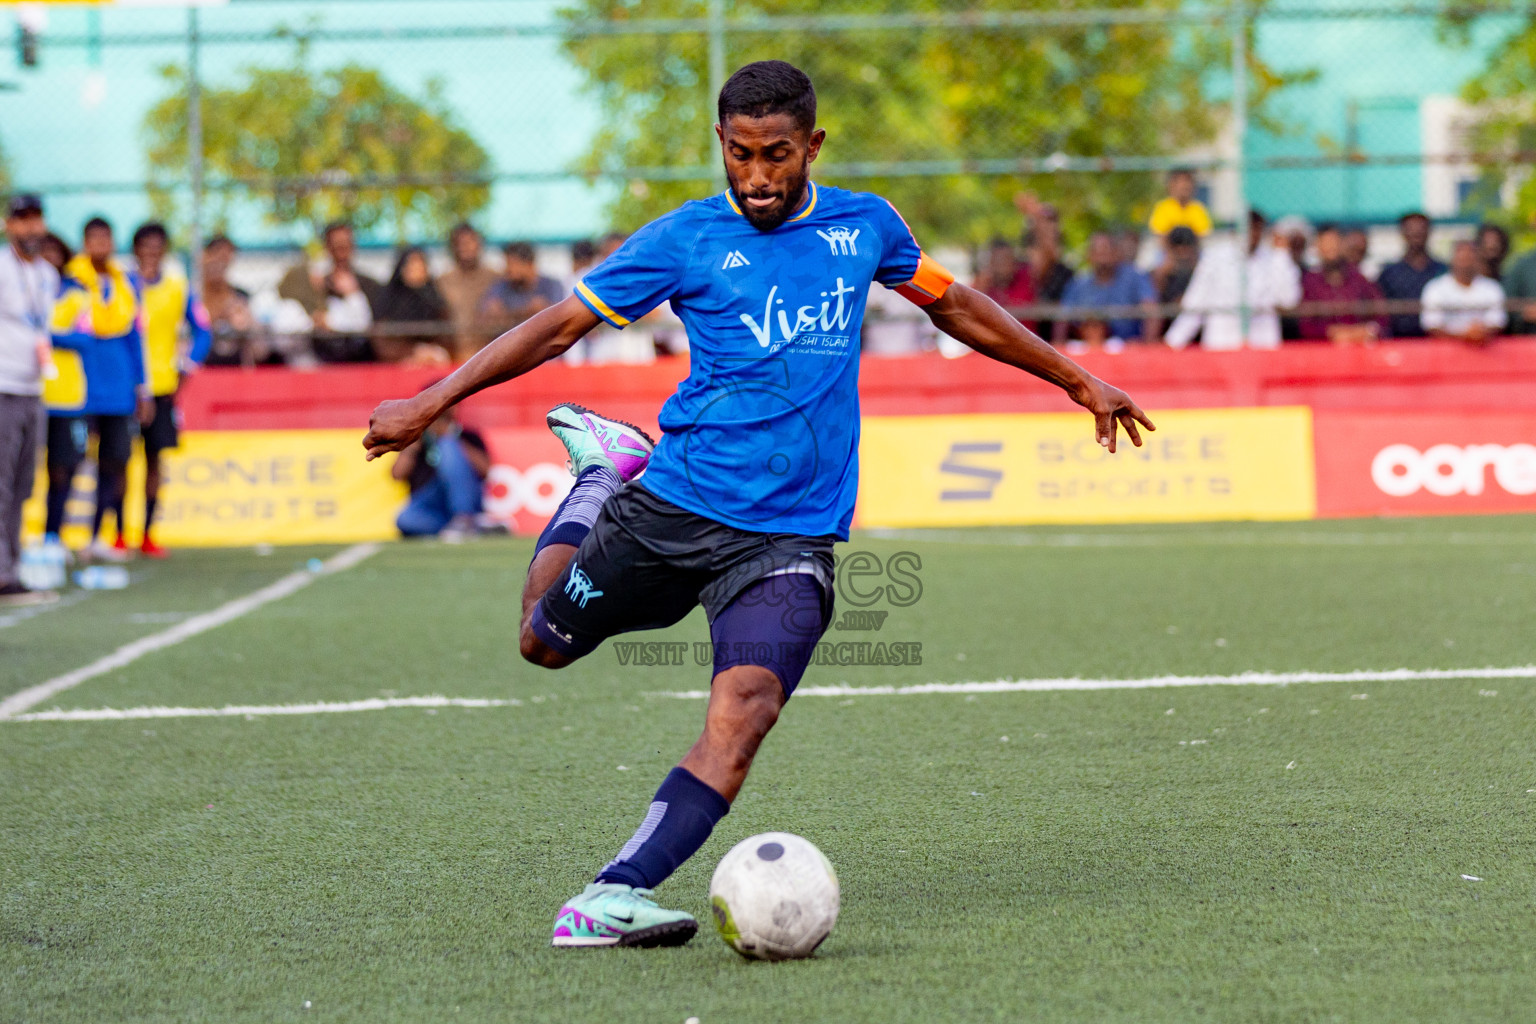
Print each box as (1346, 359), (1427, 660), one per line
(0, 194), (61, 606)
(1164, 209), (1302, 351)
(1421, 239), (1507, 345)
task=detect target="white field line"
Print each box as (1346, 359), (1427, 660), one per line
(864, 529), (1536, 548)
(8, 696), (518, 723)
(0, 543), (381, 721)
(655, 665), (1536, 699)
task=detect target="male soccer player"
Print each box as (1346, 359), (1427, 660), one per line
(363, 61), (1153, 949)
(130, 222), (211, 558)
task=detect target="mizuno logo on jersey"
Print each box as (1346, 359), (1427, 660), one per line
(722, 250), (751, 270)
(816, 227), (860, 256)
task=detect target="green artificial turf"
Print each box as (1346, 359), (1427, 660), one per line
(4, 517), (1536, 1022)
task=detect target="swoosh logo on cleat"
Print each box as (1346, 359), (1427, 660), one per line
(610, 912), (634, 924)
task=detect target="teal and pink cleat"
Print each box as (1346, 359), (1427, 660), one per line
(551, 882), (698, 948)
(546, 403), (655, 482)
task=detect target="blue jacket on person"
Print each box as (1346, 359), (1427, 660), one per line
(48, 253), (146, 417)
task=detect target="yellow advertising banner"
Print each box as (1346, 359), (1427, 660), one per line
(24, 430), (405, 548)
(857, 407), (1317, 527)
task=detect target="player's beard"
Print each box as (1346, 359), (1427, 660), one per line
(730, 161), (810, 233)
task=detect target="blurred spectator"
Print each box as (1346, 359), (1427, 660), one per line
(129, 222), (211, 560)
(1, 194), (58, 606)
(1503, 220), (1536, 335)
(1476, 223), (1511, 282)
(1056, 232), (1158, 348)
(391, 402), (496, 540)
(1374, 213), (1446, 339)
(977, 238), (1035, 329)
(50, 217), (147, 561)
(278, 222), (380, 363)
(479, 241), (563, 335)
(1014, 192), (1063, 250)
(1422, 239), (1506, 345)
(1272, 215), (1311, 341)
(436, 223), (498, 361)
(1299, 223), (1387, 344)
(201, 236), (272, 367)
(1341, 226), (1370, 272)
(39, 233), (71, 274)
(374, 247), (450, 364)
(1117, 227), (1144, 270)
(1153, 226), (1200, 306)
(1165, 209), (1301, 351)
(570, 238), (599, 282)
(1026, 228), (1074, 343)
(1148, 169), (1213, 240)
(598, 231), (628, 262)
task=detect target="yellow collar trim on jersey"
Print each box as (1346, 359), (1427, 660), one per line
(723, 180), (818, 223)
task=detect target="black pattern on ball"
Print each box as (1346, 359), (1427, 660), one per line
(756, 841), (785, 861)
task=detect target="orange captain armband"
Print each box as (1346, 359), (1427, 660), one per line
(894, 252), (956, 306)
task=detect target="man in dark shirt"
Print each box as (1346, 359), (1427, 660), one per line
(392, 403), (495, 539)
(1375, 212), (1446, 339)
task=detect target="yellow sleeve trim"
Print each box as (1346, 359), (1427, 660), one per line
(576, 281), (632, 328)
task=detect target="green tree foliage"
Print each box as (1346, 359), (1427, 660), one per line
(1459, 16), (1536, 242)
(562, 0), (1289, 246)
(144, 54), (491, 241)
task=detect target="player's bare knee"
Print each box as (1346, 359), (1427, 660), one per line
(519, 620), (572, 669)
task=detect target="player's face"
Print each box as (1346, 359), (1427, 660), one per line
(135, 234), (166, 277)
(716, 113), (825, 232)
(5, 212), (45, 256)
(84, 226), (113, 263)
(1401, 217), (1429, 251)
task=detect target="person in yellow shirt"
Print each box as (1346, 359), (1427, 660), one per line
(129, 223), (210, 558)
(1148, 168), (1214, 239)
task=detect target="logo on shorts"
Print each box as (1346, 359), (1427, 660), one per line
(564, 563), (604, 608)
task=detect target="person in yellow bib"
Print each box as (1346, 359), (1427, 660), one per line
(1147, 168), (1213, 240)
(48, 217), (148, 562)
(129, 223), (210, 559)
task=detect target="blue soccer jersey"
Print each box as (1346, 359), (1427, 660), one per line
(575, 182), (954, 539)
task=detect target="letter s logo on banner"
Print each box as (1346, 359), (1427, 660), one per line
(1371, 443), (1536, 497)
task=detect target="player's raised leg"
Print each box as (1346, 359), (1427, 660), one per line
(551, 573), (827, 948)
(518, 403), (653, 669)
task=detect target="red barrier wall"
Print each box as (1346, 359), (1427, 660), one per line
(181, 339), (1536, 435)
(176, 339), (1536, 523)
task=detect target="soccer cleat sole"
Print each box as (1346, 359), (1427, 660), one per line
(549, 919), (697, 949)
(617, 918), (698, 948)
(546, 401), (657, 448)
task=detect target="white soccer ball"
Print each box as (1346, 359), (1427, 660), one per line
(709, 832), (839, 961)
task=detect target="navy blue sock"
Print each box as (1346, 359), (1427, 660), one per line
(534, 466), (621, 557)
(596, 767), (730, 890)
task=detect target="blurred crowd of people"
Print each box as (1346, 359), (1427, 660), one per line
(972, 168), (1536, 352)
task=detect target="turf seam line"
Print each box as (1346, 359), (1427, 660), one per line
(7, 696), (518, 722)
(0, 543), (381, 721)
(654, 665), (1536, 699)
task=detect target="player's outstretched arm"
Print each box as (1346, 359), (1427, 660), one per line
(922, 282), (1156, 453)
(363, 295), (601, 460)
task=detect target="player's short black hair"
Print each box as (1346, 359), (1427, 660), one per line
(717, 60), (816, 135)
(83, 216), (112, 236)
(132, 222), (168, 249)
(205, 234), (235, 252)
(1315, 221), (1340, 236)
(322, 221), (352, 243)
(448, 221), (480, 243)
(502, 240), (536, 264)
(1399, 211), (1430, 226)
(572, 238), (598, 264)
